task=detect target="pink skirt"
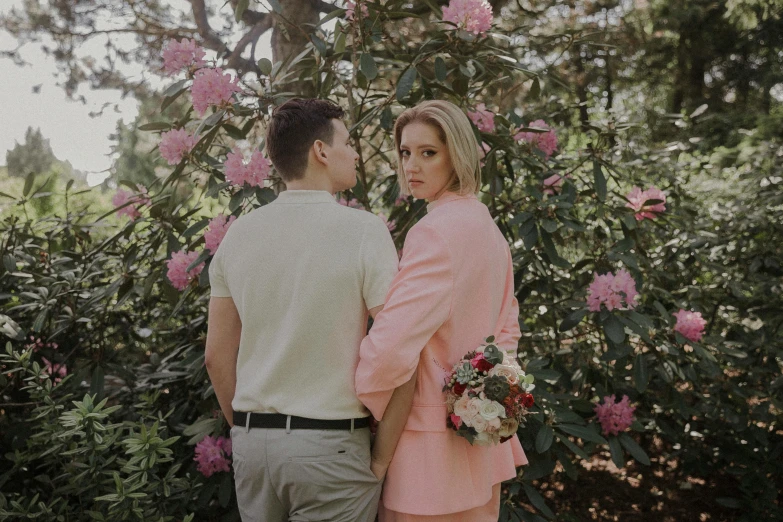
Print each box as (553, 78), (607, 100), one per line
(379, 483), (500, 522)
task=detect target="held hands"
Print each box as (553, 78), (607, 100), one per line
(370, 457), (390, 481)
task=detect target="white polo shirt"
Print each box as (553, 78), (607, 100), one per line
(208, 190), (399, 419)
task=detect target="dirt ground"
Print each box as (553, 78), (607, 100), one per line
(516, 452), (741, 521)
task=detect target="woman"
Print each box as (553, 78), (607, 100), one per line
(355, 100), (528, 521)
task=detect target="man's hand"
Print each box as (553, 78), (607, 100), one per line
(370, 458), (389, 481)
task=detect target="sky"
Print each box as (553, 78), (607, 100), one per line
(0, 0), (275, 186)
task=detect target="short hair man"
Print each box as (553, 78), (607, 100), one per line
(206, 98), (398, 521)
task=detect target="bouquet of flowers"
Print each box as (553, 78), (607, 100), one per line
(444, 336), (535, 446)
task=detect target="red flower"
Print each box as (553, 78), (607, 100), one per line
(520, 393), (534, 408)
(470, 353), (494, 373)
(453, 382), (467, 395)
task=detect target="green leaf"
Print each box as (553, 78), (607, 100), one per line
(23, 171), (36, 198)
(555, 433), (589, 460)
(529, 77), (541, 99)
(522, 224), (539, 250)
(267, 0), (282, 13)
(3, 255), (16, 273)
(434, 56), (447, 82)
(360, 53), (378, 81)
(619, 433), (650, 465)
(183, 219), (210, 238)
(90, 365), (105, 400)
(235, 0), (249, 22)
(523, 484), (555, 519)
(603, 314), (625, 344)
(536, 425), (554, 453)
(593, 160), (606, 201)
(510, 212), (534, 225)
(32, 308), (48, 333)
(634, 353), (649, 392)
(558, 423), (607, 445)
(612, 237), (635, 253)
(257, 58), (273, 75)
(162, 79), (188, 97)
(138, 122), (172, 131)
(608, 436), (625, 468)
(204, 109), (226, 127)
(396, 68), (417, 101)
(334, 32), (346, 55)
(559, 309), (587, 332)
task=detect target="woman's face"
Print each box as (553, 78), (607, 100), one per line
(399, 122), (454, 201)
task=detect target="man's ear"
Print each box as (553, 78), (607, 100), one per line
(311, 139), (329, 167)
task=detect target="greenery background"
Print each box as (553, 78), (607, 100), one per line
(1, 0), (781, 520)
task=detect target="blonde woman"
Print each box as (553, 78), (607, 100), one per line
(356, 100), (528, 521)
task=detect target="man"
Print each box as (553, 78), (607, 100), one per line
(205, 98), (399, 521)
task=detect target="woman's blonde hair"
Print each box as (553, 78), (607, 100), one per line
(393, 100), (482, 197)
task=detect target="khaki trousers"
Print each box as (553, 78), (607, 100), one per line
(231, 424), (382, 522)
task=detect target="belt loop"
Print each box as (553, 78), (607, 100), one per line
(350, 418), (355, 434)
(286, 415), (292, 434)
(245, 413), (250, 433)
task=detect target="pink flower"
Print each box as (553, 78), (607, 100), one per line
(162, 38), (206, 76)
(442, 0), (494, 35)
(337, 196), (365, 209)
(542, 174), (565, 195)
(379, 214), (396, 232)
(112, 186), (151, 220)
(191, 68), (241, 117)
(159, 128), (198, 165)
(514, 120), (558, 159)
(345, 0), (369, 21)
(467, 103), (495, 133)
(194, 435), (232, 477)
(41, 357), (67, 384)
(626, 186), (666, 221)
(594, 395), (635, 436)
(586, 270), (639, 312)
(450, 413), (463, 428)
(166, 250), (204, 291)
(673, 309), (707, 343)
(224, 147), (271, 188)
(203, 214), (237, 255)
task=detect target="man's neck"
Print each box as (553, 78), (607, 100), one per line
(285, 171), (335, 194)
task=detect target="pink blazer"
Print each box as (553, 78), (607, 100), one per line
(355, 192), (528, 515)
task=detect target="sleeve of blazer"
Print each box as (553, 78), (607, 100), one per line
(495, 247), (521, 355)
(355, 221), (453, 420)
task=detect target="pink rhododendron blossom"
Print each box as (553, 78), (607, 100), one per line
(162, 38), (206, 75)
(194, 435), (232, 477)
(626, 186), (667, 221)
(586, 269), (639, 312)
(378, 214), (396, 232)
(467, 103), (496, 133)
(337, 196), (365, 209)
(543, 174), (565, 195)
(224, 147), (271, 188)
(514, 120), (558, 159)
(442, 0), (493, 35)
(112, 186), (151, 220)
(345, 0), (369, 20)
(203, 214), (237, 255)
(191, 68), (241, 117)
(159, 128), (198, 165)
(166, 250), (204, 291)
(41, 357), (67, 384)
(594, 395), (635, 436)
(673, 309), (707, 343)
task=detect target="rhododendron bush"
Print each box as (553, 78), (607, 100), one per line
(1, 1), (781, 520)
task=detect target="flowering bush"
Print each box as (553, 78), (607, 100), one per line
(1, 1), (781, 520)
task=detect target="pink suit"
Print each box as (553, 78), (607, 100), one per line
(355, 192), (528, 518)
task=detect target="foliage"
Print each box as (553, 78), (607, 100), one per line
(1, 1), (781, 521)
(5, 127), (56, 179)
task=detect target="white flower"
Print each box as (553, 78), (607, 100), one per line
(453, 395), (470, 418)
(471, 414), (489, 432)
(489, 364), (519, 385)
(499, 418), (519, 437)
(465, 397), (482, 419)
(479, 399), (506, 421)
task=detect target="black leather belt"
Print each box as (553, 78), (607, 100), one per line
(233, 412), (371, 430)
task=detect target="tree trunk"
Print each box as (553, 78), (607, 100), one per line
(574, 45), (590, 129)
(271, 0), (320, 96)
(672, 31), (687, 113)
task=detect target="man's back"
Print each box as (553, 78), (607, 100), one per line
(209, 189), (398, 419)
